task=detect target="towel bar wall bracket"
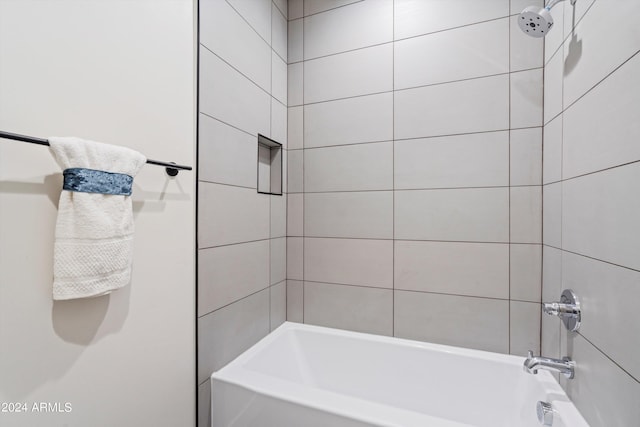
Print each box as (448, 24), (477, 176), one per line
(0, 130), (193, 176)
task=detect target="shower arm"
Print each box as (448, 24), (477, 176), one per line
(545, 0), (576, 10)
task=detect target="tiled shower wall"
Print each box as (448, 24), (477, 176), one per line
(196, 0), (288, 426)
(286, 0), (544, 355)
(541, 1), (640, 425)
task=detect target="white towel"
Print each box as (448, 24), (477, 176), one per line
(49, 137), (146, 300)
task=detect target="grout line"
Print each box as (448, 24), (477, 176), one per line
(199, 179), (257, 191)
(198, 285), (271, 319)
(199, 237), (275, 251)
(194, 0), (201, 420)
(542, 244), (640, 274)
(508, 10), (512, 354)
(301, 0), (305, 325)
(576, 333), (640, 384)
(391, 0), (395, 338)
(301, 0), (364, 19)
(298, 185), (544, 194)
(199, 112), (256, 138)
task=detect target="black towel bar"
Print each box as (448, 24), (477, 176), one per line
(0, 130), (192, 176)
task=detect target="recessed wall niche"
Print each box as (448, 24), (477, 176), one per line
(257, 134), (282, 195)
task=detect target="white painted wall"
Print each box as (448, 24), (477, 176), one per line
(0, 1), (196, 426)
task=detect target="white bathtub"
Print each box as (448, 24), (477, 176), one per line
(211, 322), (589, 427)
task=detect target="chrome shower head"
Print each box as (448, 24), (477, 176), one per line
(518, 0), (576, 38)
(518, 5), (554, 38)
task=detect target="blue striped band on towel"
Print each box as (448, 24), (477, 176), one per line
(63, 168), (134, 196)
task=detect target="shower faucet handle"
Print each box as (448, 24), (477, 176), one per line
(543, 289), (581, 332)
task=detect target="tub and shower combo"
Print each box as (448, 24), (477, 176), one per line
(210, 322), (589, 427)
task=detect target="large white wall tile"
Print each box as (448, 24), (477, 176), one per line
(510, 68), (543, 128)
(542, 183), (562, 247)
(198, 289), (270, 382)
(394, 291), (509, 353)
(304, 0), (392, 59)
(304, 238), (393, 288)
(563, 53), (640, 179)
(198, 240), (270, 315)
(287, 149), (303, 193)
(200, 48), (270, 136)
(395, 19), (509, 90)
(511, 127), (542, 186)
(395, 188), (509, 242)
(304, 282), (393, 336)
(510, 15), (543, 72)
(543, 115), (562, 184)
(199, 183), (270, 247)
(510, 186), (542, 244)
(562, 0), (595, 39)
(288, 18), (303, 63)
(541, 246), (562, 358)
(270, 237), (286, 285)
(510, 244), (542, 302)
(509, 301), (541, 356)
(287, 106), (303, 149)
(226, 0), (272, 43)
(395, 74), (509, 139)
(286, 280), (303, 322)
(394, 0), (509, 40)
(270, 280), (287, 330)
(303, 0), (361, 17)
(394, 241), (509, 299)
(305, 191), (393, 238)
(562, 163), (640, 270)
(287, 62), (303, 106)
(304, 92), (393, 148)
(198, 114), (256, 188)
(271, 3), (287, 60)
(286, 193), (303, 236)
(271, 52), (287, 104)
(273, 0), (287, 19)
(395, 131), (509, 189)
(304, 44), (392, 104)
(562, 1), (640, 107)
(304, 142), (393, 192)
(288, 0), (303, 20)
(271, 98), (287, 146)
(542, 1), (565, 64)
(201, 0), (271, 91)
(510, 0), (544, 14)
(543, 50), (563, 124)
(271, 193), (286, 238)
(286, 237), (303, 280)
(562, 252), (640, 380)
(562, 335), (640, 427)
